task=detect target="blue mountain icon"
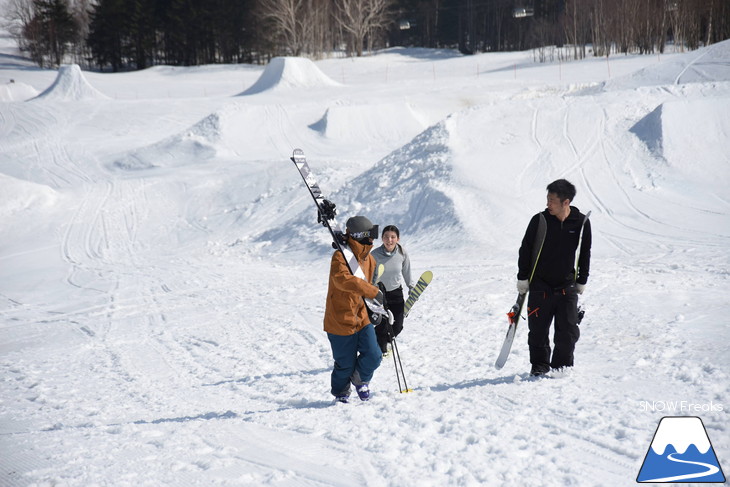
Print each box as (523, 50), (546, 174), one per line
(637, 417), (726, 483)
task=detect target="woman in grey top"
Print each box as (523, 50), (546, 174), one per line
(371, 225), (416, 355)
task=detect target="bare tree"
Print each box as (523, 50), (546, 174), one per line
(309, 0), (336, 58)
(335, 0), (394, 57)
(256, 0), (314, 56)
(3, 0), (36, 47)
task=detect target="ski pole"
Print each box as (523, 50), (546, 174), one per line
(391, 336), (403, 392)
(391, 337), (412, 393)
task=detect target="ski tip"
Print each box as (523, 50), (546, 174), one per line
(400, 388), (415, 394)
(374, 263), (385, 283)
(291, 148), (305, 162)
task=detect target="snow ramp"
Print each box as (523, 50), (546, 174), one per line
(256, 118), (462, 253)
(32, 64), (109, 101)
(604, 39), (730, 91)
(0, 173), (57, 217)
(631, 97), (730, 197)
(113, 102), (317, 170)
(0, 80), (38, 101)
(113, 107), (239, 170)
(309, 102), (426, 146)
(239, 57), (339, 95)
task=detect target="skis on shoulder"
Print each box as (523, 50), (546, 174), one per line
(291, 149), (415, 394)
(290, 148), (389, 321)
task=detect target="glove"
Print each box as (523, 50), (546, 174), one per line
(517, 279), (529, 294)
(376, 282), (388, 307)
(576, 283), (586, 294)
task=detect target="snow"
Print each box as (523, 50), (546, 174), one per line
(1, 26), (729, 486)
(0, 80), (38, 102)
(32, 64), (110, 101)
(240, 56), (340, 95)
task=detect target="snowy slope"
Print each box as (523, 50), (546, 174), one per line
(1, 34), (729, 486)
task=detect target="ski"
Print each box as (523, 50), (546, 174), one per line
(574, 211), (591, 281)
(494, 293), (527, 369)
(573, 211), (591, 324)
(494, 213), (547, 370)
(403, 271), (433, 318)
(374, 264), (385, 284)
(289, 149), (389, 320)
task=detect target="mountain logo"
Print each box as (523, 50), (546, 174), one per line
(637, 416), (726, 483)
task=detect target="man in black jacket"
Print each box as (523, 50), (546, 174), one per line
(517, 179), (592, 376)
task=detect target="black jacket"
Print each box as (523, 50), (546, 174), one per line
(518, 207), (591, 288)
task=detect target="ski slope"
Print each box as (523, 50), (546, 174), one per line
(1, 24), (729, 486)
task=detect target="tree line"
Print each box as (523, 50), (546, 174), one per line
(3, 0), (729, 71)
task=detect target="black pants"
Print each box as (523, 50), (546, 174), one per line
(375, 287), (405, 352)
(527, 282), (580, 372)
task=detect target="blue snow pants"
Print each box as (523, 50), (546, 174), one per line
(327, 324), (382, 397)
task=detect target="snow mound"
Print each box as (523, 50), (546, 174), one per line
(333, 121), (458, 239)
(605, 39), (730, 91)
(0, 80), (38, 101)
(632, 97), (730, 169)
(0, 173), (57, 216)
(631, 97), (730, 199)
(239, 57), (339, 95)
(113, 103), (292, 170)
(256, 118), (460, 252)
(630, 104), (664, 155)
(32, 64), (109, 101)
(309, 102), (425, 145)
(114, 110), (233, 170)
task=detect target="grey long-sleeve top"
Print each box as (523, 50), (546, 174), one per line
(371, 244), (416, 293)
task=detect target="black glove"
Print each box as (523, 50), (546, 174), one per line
(376, 282), (388, 307)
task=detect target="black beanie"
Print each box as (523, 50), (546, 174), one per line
(346, 216), (373, 234)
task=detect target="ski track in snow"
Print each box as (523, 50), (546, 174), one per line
(1, 38), (729, 486)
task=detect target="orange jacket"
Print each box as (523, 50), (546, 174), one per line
(323, 237), (380, 336)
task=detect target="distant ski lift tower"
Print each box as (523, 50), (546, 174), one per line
(512, 5), (535, 18)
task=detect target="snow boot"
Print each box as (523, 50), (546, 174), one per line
(530, 364), (550, 377)
(354, 383), (370, 401)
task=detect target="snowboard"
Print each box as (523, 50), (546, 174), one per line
(403, 270), (433, 318)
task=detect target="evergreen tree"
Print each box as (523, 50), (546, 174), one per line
(87, 0), (126, 70)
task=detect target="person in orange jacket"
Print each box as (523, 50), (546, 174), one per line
(324, 215), (384, 403)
